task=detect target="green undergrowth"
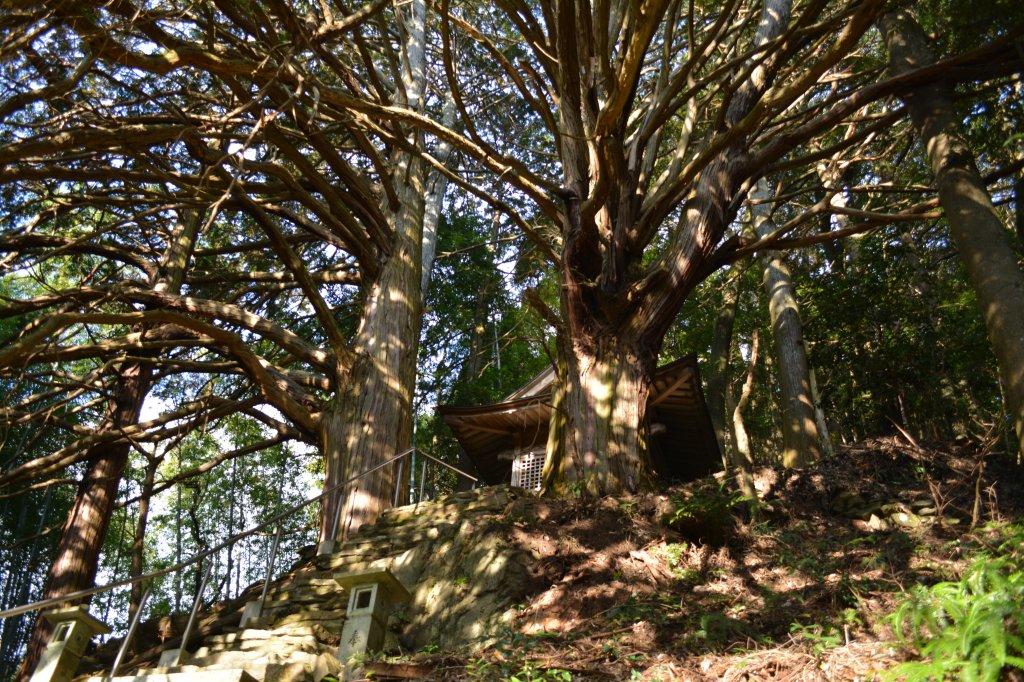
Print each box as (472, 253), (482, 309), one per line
(886, 522), (1024, 681)
(464, 629), (572, 681)
(663, 481), (744, 546)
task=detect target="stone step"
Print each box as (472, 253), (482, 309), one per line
(245, 609), (347, 631)
(256, 593), (346, 612)
(376, 490), (511, 525)
(315, 554), (399, 571)
(161, 647), (322, 671)
(271, 577), (338, 590)
(264, 584), (347, 602)
(104, 660), (311, 682)
(347, 525), (451, 547)
(201, 626), (323, 646)
(194, 634), (321, 657)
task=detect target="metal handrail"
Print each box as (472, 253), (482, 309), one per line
(172, 562), (212, 667)
(0, 446), (419, 620)
(417, 460), (427, 503)
(417, 450), (478, 485)
(257, 524), (283, 617)
(106, 587), (150, 681)
(2, 446), (479, 621)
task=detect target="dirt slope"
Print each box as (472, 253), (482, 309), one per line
(393, 437), (1023, 681)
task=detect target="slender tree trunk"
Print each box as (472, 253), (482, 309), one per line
(420, 95), (457, 295)
(540, 346), (568, 492)
(728, 329), (761, 470)
(882, 10), (1024, 456)
(174, 485), (182, 612)
(706, 268), (744, 462)
(128, 455), (160, 625)
(223, 459), (236, 600)
(1015, 175), (1024, 244)
(763, 257), (822, 467)
(750, 181), (822, 468)
(808, 368), (835, 459)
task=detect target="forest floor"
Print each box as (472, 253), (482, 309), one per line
(377, 437), (1024, 681)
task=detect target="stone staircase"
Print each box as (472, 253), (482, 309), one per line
(79, 486), (523, 682)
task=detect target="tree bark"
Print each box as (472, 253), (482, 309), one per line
(317, 0), (431, 541)
(881, 10), (1024, 457)
(540, 0), (796, 497)
(420, 95), (457, 295)
(545, 334), (657, 497)
(750, 180), (822, 468)
(808, 368), (835, 459)
(320, 156), (426, 541)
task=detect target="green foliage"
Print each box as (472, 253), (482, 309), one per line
(465, 628), (573, 681)
(668, 484), (743, 525)
(691, 612), (752, 649)
(664, 483), (742, 546)
(507, 663), (572, 682)
(466, 657), (571, 681)
(415, 211), (551, 492)
(789, 621), (844, 655)
(886, 524), (1024, 681)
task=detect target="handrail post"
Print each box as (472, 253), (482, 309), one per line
(172, 561), (213, 667)
(320, 482), (346, 556)
(257, 524), (282, 618)
(392, 456), (404, 506)
(106, 587), (150, 681)
(417, 460), (427, 504)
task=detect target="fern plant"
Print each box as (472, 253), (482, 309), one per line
(886, 524), (1024, 681)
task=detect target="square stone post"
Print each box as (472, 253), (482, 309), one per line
(29, 606), (110, 682)
(334, 569), (411, 679)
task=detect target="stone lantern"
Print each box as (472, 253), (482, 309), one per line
(334, 569), (411, 674)
(30, 606), (110, 682)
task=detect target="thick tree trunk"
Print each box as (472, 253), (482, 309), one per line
(16, 364), (152, 680)
(545, 335), (657, 497)
(317, 0), (430, 542)
(540, 0), (797, 498)
(762, 257), (822, 467)
(751, 181), (822, 467)
(882, 10), (1024, 456)
(320, 158), (425, 542)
